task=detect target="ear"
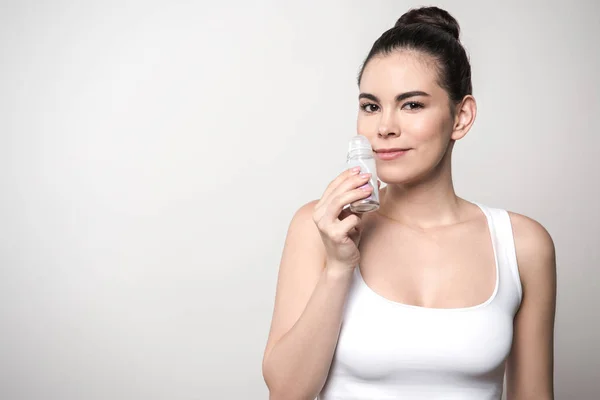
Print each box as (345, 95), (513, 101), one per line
(451, 95), (477, 141)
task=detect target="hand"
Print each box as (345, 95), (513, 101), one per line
(312, 167), (374, 271)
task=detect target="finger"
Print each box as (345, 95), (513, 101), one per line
(348, 224), (363, 245)
(334, 213), (361, 237)
(316, 167), (361, 208)
(339, 206), (356, 221)
(346, 215), (364, 232)
(327, 172), (372, 204)
(339, 206), (363, 221)
(314, 170), (368, 223)
(323, 186), (373, 223)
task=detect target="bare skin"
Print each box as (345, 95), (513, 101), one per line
(262, 50), (556, 400)
(358, 189), (496, 310)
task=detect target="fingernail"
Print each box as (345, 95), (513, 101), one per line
(350, 167), (361, 174)
(360, 183), (372, 191)
(359, 173), (371, 179)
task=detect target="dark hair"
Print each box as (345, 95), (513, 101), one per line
(357, 6), (472, 105)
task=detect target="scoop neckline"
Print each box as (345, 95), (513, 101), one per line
(355, 202), (500, 312)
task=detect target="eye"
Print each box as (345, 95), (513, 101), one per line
(402, 101), (424, 110)
(360, 103), (380, 113)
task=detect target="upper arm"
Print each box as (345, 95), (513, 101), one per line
(262, 200), (326, 365)
(506, 212), (557, 399)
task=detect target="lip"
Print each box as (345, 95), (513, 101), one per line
(374, 148), (411, 160)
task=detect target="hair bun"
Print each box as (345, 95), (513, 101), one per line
(395, 6), (460, 41)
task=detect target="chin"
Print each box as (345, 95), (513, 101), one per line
(377, 164), (432, 186)
(378, 170), (418, 186)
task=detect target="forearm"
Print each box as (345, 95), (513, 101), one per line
(263, 264), (354, 400)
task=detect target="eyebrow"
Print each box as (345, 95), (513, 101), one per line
(359, 91), (431, 103)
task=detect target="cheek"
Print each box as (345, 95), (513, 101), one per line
(408, 114), (454, 169)
(356, 114), (377, 136)
(406, 115), (444, 143)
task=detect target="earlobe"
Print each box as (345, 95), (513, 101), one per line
(451, 95), (477, 140)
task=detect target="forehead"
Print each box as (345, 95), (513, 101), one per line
(360, 50), (442, 96)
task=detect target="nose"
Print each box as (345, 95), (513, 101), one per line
(377, 109), (400, 138)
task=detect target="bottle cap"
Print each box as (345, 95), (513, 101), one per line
(348, 135), (373, 157)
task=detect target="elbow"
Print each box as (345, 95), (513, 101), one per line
(262, 355), (281, 397)
(262, 352), (320, 400)
(264, 383), (313, 400)
(263, 371), (306, 400)
(263, 366), (317, 400)
(262, 358), (288, 400)
(267, 390), (316, 400)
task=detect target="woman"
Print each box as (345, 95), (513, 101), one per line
(262, 6), (556, 400)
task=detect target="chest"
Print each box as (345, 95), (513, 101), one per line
(357, 216), (498, 309)
(334, 290), (514, 382)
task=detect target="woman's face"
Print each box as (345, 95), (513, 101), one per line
(357, 51), (459, 185)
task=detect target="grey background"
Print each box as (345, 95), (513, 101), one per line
(1, 0), (598, 399)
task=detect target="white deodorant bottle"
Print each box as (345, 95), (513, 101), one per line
(346, 135), (380, 213)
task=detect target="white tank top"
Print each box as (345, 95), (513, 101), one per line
(319, 204), (523, 399)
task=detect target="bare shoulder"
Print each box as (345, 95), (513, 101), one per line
(507, 211), (556, 285)
(291, 199), (320, 225)
(287, 200), (324, 248)
(280, 199), (327, 272)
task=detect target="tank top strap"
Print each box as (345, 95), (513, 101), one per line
(475, 203), (523, 313)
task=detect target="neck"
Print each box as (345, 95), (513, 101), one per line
(377, 149), (464, 229)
